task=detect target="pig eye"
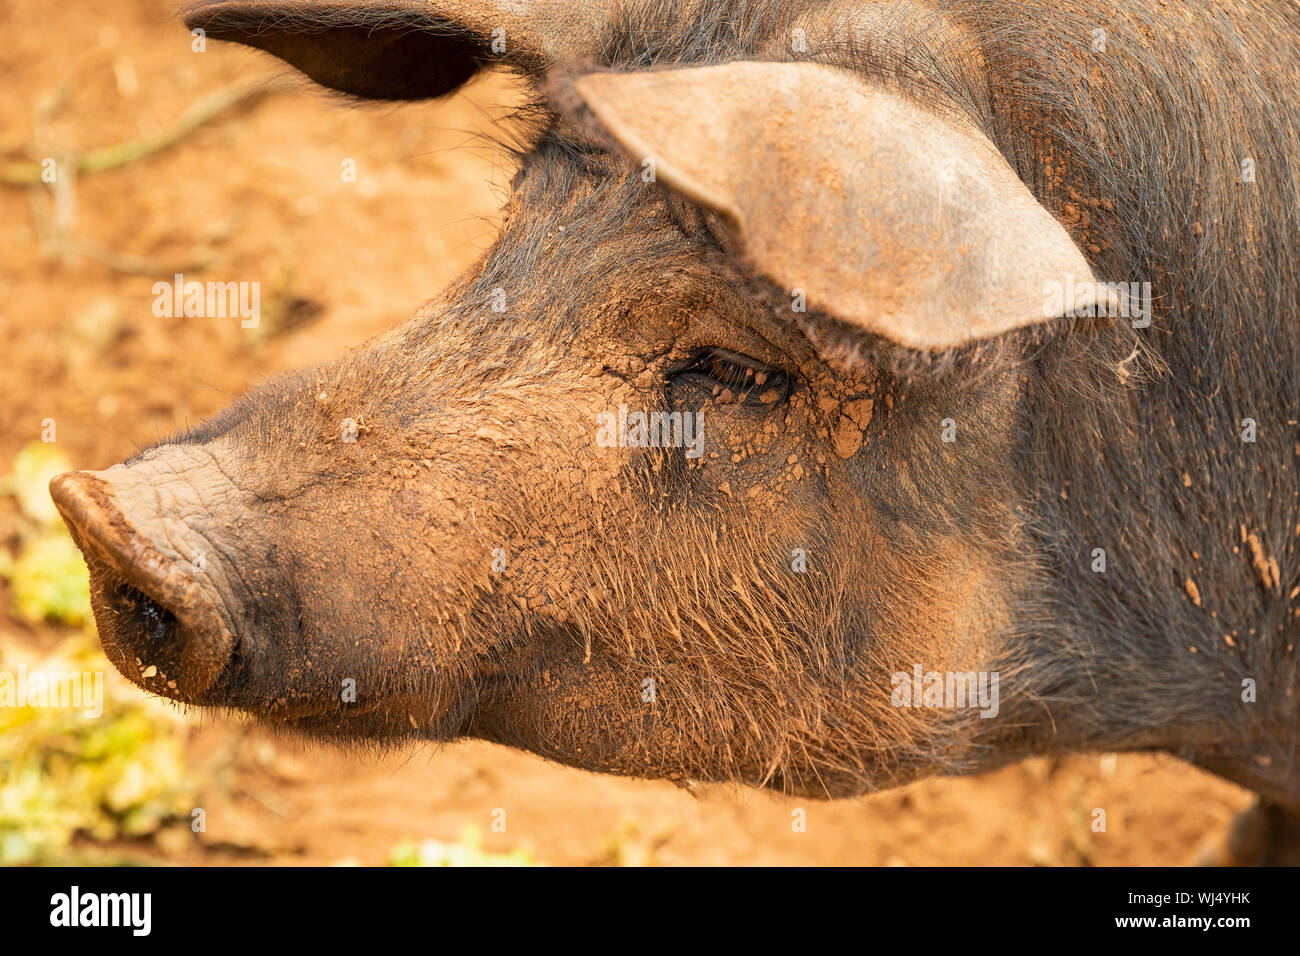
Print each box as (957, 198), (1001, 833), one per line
(672, 348), (789, 406)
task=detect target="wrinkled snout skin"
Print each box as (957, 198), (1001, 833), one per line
(52, 0), (1300, 808)
(52, 435), (498, 732)
(51, 452), (239, 703)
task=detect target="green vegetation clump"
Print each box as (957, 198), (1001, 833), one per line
(2, 443), (91, 627)
(387, 827), (538, 867)
(0, 643), (197, 864)
(10, 532), (92, 627)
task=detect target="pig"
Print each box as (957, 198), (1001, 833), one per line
(50, 0), (1300, 862)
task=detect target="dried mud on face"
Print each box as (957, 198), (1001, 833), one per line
(0, 0), (1253, 865)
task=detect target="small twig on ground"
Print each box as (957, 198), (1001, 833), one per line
(0, 74), (297, 185)
(66, 237), (223, 277)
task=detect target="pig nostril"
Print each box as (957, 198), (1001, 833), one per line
(99, 575), (233, 701)
(142, 596), (175, 643)
(112, 582), (180, 647)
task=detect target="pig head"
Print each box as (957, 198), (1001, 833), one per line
(51, 0), (1300, 805)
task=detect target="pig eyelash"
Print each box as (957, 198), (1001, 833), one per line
(672, 348), (791, 405)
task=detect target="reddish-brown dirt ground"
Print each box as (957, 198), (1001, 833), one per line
(0, 0), (1256, 865)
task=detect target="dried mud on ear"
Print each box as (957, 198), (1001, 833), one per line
(569, 61), (1113, 351)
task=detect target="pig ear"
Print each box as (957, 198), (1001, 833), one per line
(183, 0), (608, 100)
(572, 62), (1114, 352)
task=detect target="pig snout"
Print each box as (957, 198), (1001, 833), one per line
(48, 458), (236, 703)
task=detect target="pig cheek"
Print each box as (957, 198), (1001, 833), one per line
(844, 435), (1017, 681)
(857, 526), (1015, 678)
